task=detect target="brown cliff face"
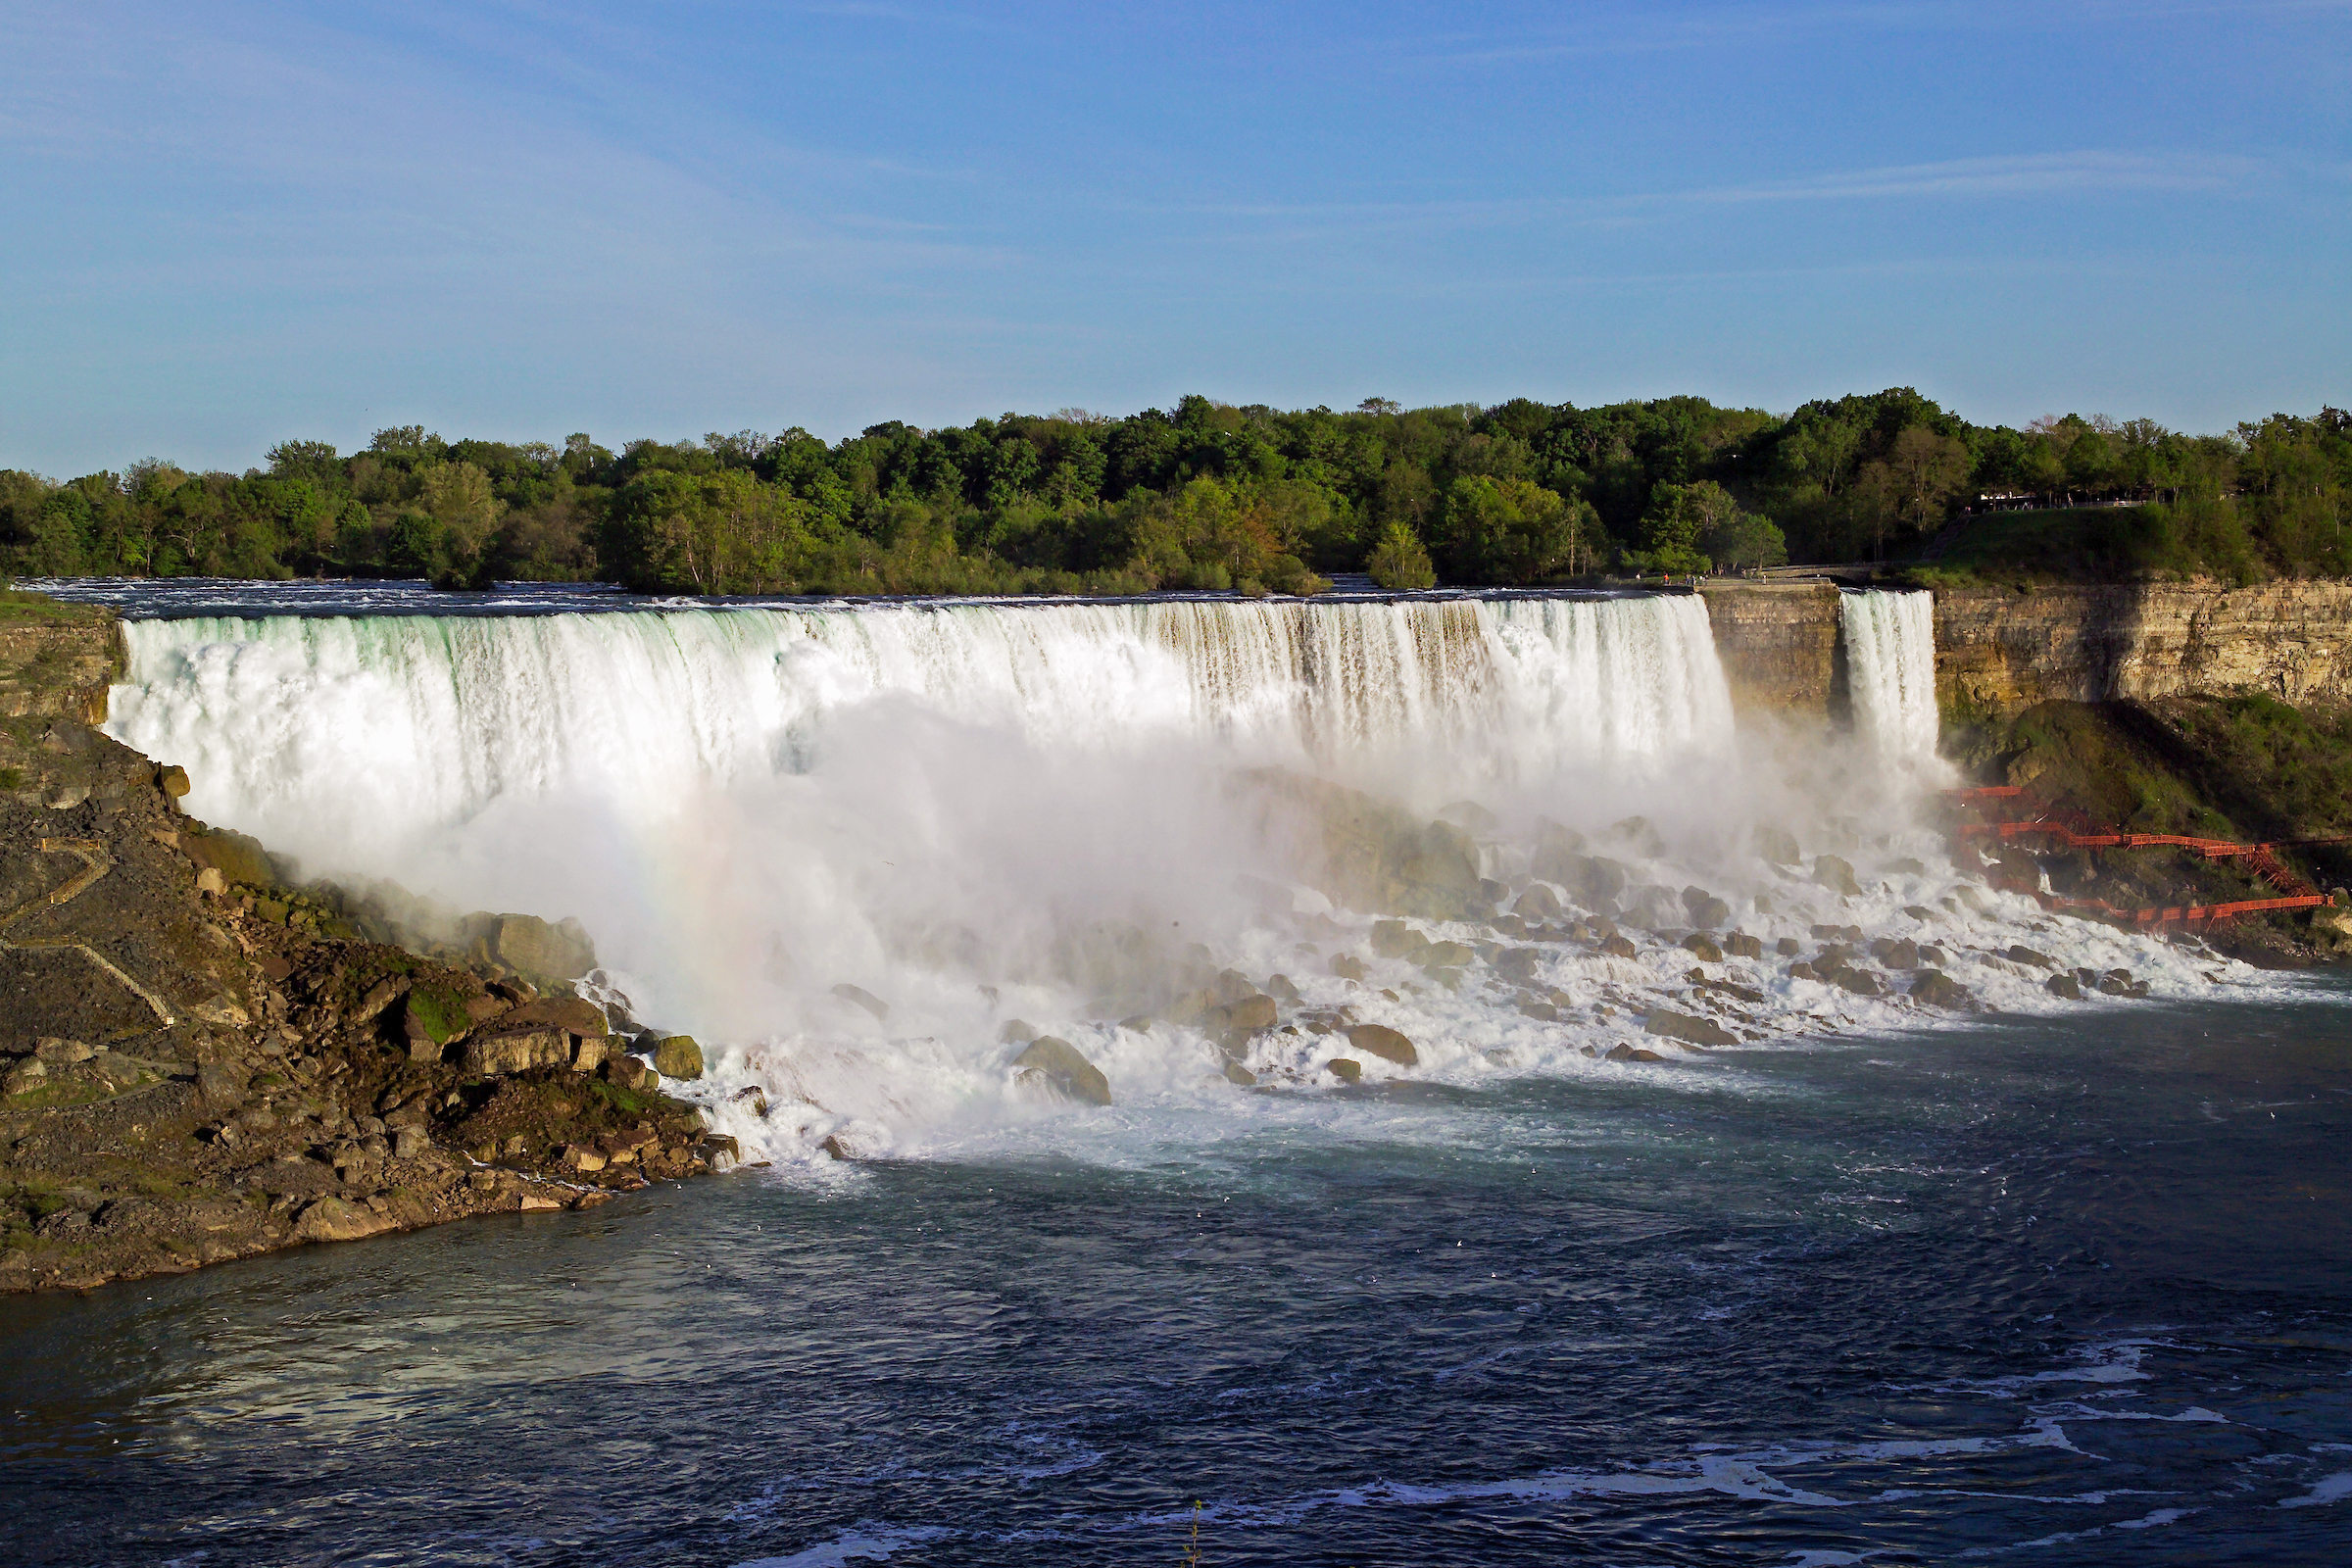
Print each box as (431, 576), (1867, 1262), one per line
(1695, 583), (1846, 720)
(1933, 582), (2352, 717)
(0, 597), (121, 725)
(1702, 579), (2352, 724)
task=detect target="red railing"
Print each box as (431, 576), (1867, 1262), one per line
(1945, 788), (2334, 926)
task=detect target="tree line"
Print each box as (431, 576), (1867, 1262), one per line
(3, 391), (2345, 594)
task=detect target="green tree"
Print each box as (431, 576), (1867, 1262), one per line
(1699, 501), (1788, 570)
(1364, 521), (1436, 590)
(1856, 426), (1972, 557)
(1623, 484), (1714, 575)
(266, 440), (344, 489)
(1436, 475), (1595, 583)
(419, 461), (504, 573)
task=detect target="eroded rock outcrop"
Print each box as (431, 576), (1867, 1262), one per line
(0, 611), (721, 1293)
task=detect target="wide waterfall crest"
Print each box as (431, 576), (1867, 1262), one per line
(1840, 589), (1940, 764)
(110, 594), (1735, 856)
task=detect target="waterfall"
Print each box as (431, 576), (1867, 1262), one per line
(1839, 589), (1940, 762)
(108, 594), (1736, 865)
(104, 592), (1737, 1041)
(97, 585), (2239, 1164)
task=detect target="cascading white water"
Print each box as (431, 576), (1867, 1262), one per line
(107, 591), (1736, 1030)
(101, 586), (2244, 1167)
(1839, 589), (1941, 764)
(109, 594), (1735, 866)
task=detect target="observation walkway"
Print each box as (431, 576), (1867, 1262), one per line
(1943, 785), (2337, 928)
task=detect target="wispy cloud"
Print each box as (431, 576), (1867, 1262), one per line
(1681, 151), (2260, 203)
(1148, 150), (2265, 247)
(1399, 0), (2352, 69)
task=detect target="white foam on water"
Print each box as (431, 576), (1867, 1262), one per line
(2278, 1471), (2352, 1509)
(732, 1526), (951, 1568)
(105, 593), (2294, 1170)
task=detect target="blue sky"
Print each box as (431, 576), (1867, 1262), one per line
(3, 1), (2345, 473)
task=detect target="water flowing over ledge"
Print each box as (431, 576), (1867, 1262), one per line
(1839, 588), (1940, 764)
(108, 594), (1737, 854)
(99, 585), (2275, 1172)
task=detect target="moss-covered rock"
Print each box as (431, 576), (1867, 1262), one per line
(652, 1035), (705, 1081)
(402, 984), (474, 1054)
(182, 826), (275, 889)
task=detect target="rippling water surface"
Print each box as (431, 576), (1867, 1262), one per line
(5, 995), (2348, 1565)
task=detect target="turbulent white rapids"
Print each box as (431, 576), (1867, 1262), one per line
(106, 590), (2261, 1171)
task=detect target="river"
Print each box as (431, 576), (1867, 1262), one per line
(2, 578), (2344, 1563)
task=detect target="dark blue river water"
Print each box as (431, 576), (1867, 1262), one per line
(4, 994), (2348, 1566)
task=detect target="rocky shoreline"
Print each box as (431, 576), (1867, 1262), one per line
(2, 604), (729, 1294)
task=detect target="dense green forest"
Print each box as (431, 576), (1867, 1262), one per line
(3, 391), (2345, 595)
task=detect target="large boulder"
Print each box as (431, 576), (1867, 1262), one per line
(180, 827), (277, 889)
(2311, 904), (2352, 956)
(1345, 1023), (1417, 1066)
(1210, 969), (1260, 1004)
(464, 1028), (569, 1077)
(1512, 884), (1562, 920)
(832, 983), (890, 1021)
(1910, 971), (1971, 1009)
(1681, 887), (1731, 929)
(1814, 856), (1863, 897)
(605, 1055), (659, 1093)
(1826, 964), (1885, 997)
(502, 997), (610, 1037)
(1544, 852), (1630, 906)
(293, 1197), (394, 1244)
(486, 914), (597, 985)
(1751, 825), (1802, 865)
(653, 1035), (706, 1081)
(569, 1034), (618, 1072)
(1623, 884), (1686, 931)
(1438, 800), (1499, 833)
(1644, 1009), (1736, 1048)
(402, 983), (476, 1056)
(1493, 947), (1545, 984)
(1220, 993), (1279, 1031)
(1012, 1037), (1112, 1105)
